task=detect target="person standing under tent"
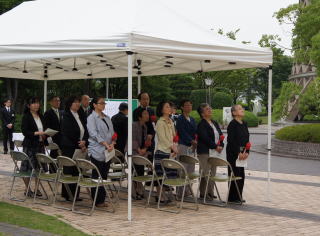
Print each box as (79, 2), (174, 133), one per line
(176, 99), (197, 197)
(87, 97), (115, 208)
(0, 99), (15, 154)
(227, 104), (250, 203)
(78, 94), (91, 124)
(154, 101), (178, 203)
(43, 96), (63, 172)
(111, 102), (128, 156)
(133, 92), (156, 161)
(21, 97), (47, 197)
(197, 103), (224, 200)
(60, 96), (88, 202)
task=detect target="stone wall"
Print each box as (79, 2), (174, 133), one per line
(272, 138), (320, 159)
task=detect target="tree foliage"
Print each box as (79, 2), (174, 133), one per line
(273, 82), (302, 119)
(299, 77), (320, 116)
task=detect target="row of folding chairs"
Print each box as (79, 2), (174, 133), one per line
(9, 150), (126, 216)
(131, 155), (243, 214)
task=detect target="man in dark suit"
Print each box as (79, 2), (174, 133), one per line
(111, 103), (128, 156)
(44, 96), (62, 149)
(44, 96), (62, 172)
(1, 99), (15, 154)
(78, 94), (91, 124)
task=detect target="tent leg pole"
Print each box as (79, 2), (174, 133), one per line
(44, 78), (48, 112)
(127, 51), (133, 221)
(267, 66), (272, 202)
(106, 78), (109, 99)
(137, 74), (141, 95)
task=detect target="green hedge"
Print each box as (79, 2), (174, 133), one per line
(189, 109), (258, 127)
(275, 124), (320, 143)
(0, 114), (22, 139)
(303, 114), (320, 121)
(212, 92), (233, 109)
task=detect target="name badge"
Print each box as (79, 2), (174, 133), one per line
(12, 114), (15, 117)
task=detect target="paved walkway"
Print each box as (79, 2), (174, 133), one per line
(1, 153), (320, 235)
(0, 222), (55, 236)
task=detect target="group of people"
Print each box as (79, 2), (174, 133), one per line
(1, 92), (250, 207)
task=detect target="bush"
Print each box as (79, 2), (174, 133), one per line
(303, 114), (320, 121)
(275, 124), (320, 143)
(190, 109), (258, 127)
(211, 92), (233, 109)
(257, 111), (267, 116)
(0, 114), (22, 139)
(243, 111), (259, 127)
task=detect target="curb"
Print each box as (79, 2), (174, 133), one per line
(251, 147), (320, 161)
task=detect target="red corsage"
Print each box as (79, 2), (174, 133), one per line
(112, 132), (118, 141)
(173, 134), (179, 143)
(245, 142), (251, 151)
(150, 115), (157, 123)
(217, 135), (225, 146)
(144, 140), (152, 148)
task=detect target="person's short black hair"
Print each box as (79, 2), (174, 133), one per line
(169, 102), (177, 109)
(89, 96), (105, 111)
(179, 99), (192, 108)
(197, 103), (210, 119)
(119, 102), (128, 111)
(24, 97), (41, 114)
(3, 98), (12, 105)
(137, 92), (149, 101)
(156, 101), (169, 117)
(65, 96), (80, 111)
(49, 95), (59, 102)
(137, 107), (147, 119)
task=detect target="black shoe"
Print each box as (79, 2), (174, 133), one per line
(36, 191), (43, 197)
(4, 151), (8, 154)
(133, 195), (142, 200)
(241, 199), (246, 203)
(24, 190), (34, 197)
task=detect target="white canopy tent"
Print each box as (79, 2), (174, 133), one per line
(0, 0), (273, 220)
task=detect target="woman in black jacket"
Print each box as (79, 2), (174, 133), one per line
(60, 96), (89, 201)
(227, 104), (250, 203)
(21, 97), (47, 197)
(197, 103), (224, 199)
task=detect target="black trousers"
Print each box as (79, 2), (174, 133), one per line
(3, 127), (14, 152)
(91, 156), (110, 205)
(227, 159), (245, 201)
(61, 147), (80, 200)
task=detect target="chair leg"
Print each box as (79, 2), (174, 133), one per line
(103, 185), (115, 213)
(33, 179), (40, 204)
(146, 181), (154, 208)
(234, 180), (243, 204)
(203, 176), (210, 204)
(178, 184), (186, 213)
(71, 183), (80, 212)
(157, 180), (164, 210)
(214, 182), (223, 202)
(189, 182), (199, 211)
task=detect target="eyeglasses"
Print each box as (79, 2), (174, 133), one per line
(97, 102), (106, 105)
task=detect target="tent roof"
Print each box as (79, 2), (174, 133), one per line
(0, 0), (273, 80)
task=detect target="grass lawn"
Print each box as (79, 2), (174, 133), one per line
(0, 202), (90, 236)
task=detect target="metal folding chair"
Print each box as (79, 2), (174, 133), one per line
(158, 159), (198, 213)
(204, 157), (243, 206)
(178, 155), (202, 200)
(53, 156), (80, 210)
(110, 149), (127, 171)
(45, 142), (62, 156)
(33, 153), (58, 205)
(72, 159), (115, 215)
(132, 155), (161, 208)
(9, 151), (36, 202)
(108, 155), (126, 200)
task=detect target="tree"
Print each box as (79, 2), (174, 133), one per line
(299, 77), (320, 116)
(273, 82), (302, 119)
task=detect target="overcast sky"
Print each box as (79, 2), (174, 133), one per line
(165, 0), (297, 55)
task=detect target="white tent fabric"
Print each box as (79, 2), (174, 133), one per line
(0, 0), (273, 221)
(0, 0), (272, 80)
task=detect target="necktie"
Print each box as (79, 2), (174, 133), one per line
(7, 107), (10, 113)
(55, 109), (60, 120)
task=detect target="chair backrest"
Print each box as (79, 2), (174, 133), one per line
(13, 140), (23, 151)
(115, 149), (125, 163)
(179, 155), (199, 165)
(161, 159), (187, 178)
(45, 143), (62, 156)
(207, 157), (229, 169)
(10, 151), (33, 171)
(36, 153), (57, 171)
(75, 159), (100, 178)
(132, 155), (152, 167)
(57, 156), (76, 168)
